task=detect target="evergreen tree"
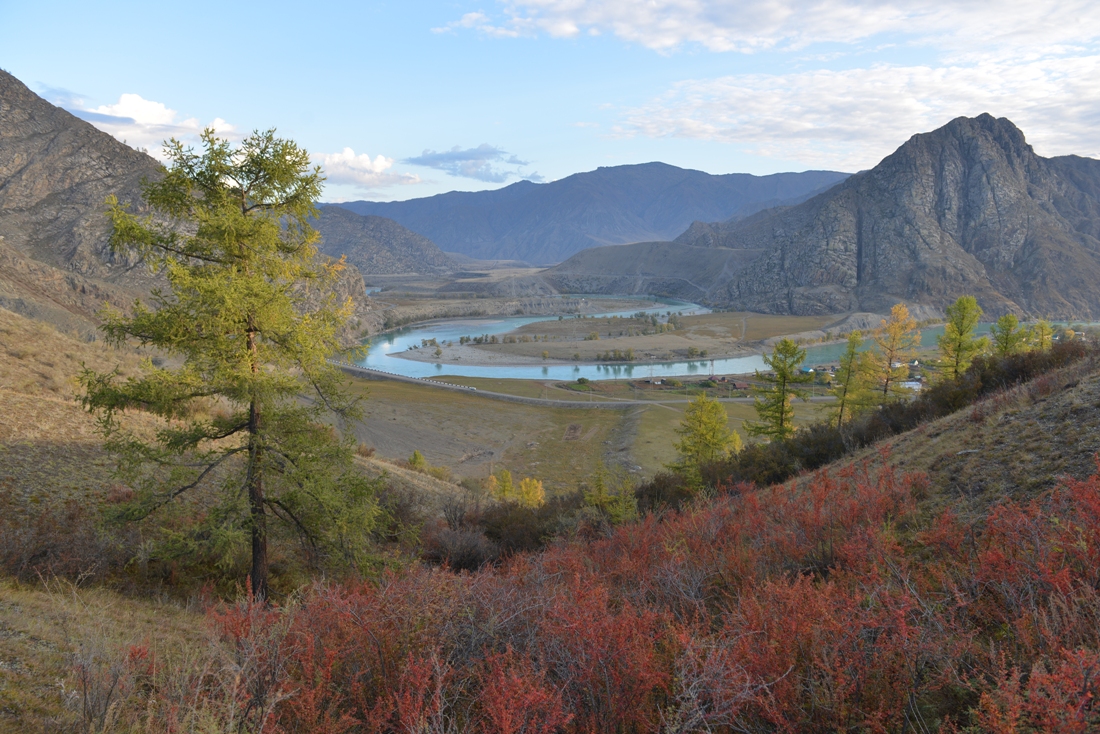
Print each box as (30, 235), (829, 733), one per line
(829, 331), (872, 427)
(493, 469), (515, 501)
(746, 338), (811, 441)
(517, 477), (546, 507)
(867, 304), (920, 402)
(408, 450), (428, 471)
(938, 296), (988, 381)
(81, 129), (376, 599)
(671, 393), (742, 468)
(991, 313), (1027, 357)
(583, 465), (638, 525)
(1029, 319), (1054, 351)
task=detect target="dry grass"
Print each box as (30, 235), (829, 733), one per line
(0, 308), (145, 399)
(345, 376), (626, 492)
(0, 578), (205, 732)
(837, 358), (1100, 520)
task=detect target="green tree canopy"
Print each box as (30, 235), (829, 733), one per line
(991, 313), (1027, 357)
(746, 338), (811, 441)
(672, 393), (742, 469)
(81, 129), (376, 599)
(938, 296), (988, 381)
(829, 331), (873, 427)
(1029, 319), (1054, 352)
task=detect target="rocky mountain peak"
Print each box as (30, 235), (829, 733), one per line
(674, 114), (1100, 319)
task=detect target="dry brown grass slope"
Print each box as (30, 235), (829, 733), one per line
(840, 356), (1100, 520)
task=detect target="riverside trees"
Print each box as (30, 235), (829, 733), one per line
(81, 130), (376, 599)
(866, 303), (920, 401)
(672, 393), (742, 470)
(938, 295), (987, 380)
(747, 338), (811, 441)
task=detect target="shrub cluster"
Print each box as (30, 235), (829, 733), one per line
(83, 461), (1100, 731)
(639, 340), (1095, 511)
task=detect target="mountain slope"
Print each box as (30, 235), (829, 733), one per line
(543, 241), (763, 301)
(0, 71), (382, 337)
(313, 206), (455, 275)
(334, 164), (848, 264)
(0, 70), (161, 279)
(676, 114), (1100, 318)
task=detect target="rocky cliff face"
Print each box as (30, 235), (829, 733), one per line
(314, 206), (455, 275)
(0, 71), (381, 339)
(678, 115), (1100, 318)
(0, 70), (162, 282)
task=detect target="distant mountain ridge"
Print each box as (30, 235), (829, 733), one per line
(313, 207), (455, 275)
(333, 164), (848, 264)
(551, 115), (1100, 320)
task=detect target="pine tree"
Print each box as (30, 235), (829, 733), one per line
(671, 393), (742, 468)
(81, 129), (376, 599)
(867, 304), (920, 402)
(518, 477), (546, 507)
(746, 338), (811, 441)
(583, 465), (637, 524)
(938, 296), (988, 381)
(991, 313), (1027, 357)
(829, 331), (872, 427)
(493, 469), (515, 501)
(1030, 319), (1054, 351)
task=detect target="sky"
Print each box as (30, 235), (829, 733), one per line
(2, 1), (1098, 202)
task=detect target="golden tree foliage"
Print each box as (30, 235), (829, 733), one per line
(867, 304), (920, 402)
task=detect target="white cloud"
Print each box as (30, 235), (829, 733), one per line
(432, 10), (526, 37)
(468, 1), (1100, 55)
(65, 93), (239, 159)
(313, 148), (421, 189)
(617, 55), (1100, 170)
(404, 144), (537, 183)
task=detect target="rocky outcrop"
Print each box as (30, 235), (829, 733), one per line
(0, 70), (161, 281)
(313, 206), (455, 275)
(677, 115), (1100, 319)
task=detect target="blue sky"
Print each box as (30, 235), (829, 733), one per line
(3, 1), (1098, 201)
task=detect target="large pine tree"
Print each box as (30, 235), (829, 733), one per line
(747, 338), (811, 441)
(81, 129), (376, 599)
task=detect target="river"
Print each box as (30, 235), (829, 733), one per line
(355, 300), (995, 382)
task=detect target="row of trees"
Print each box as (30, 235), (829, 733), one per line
(670, 299), (1064, 475)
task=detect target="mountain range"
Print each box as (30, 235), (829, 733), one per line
(549, 115), (1100, 319)
(7, 64), (1100, 326)
(332, 165), (848, 264)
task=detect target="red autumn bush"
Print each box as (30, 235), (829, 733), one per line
(95, 459), (1100, 732)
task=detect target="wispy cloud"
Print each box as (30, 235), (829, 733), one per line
(436, 2), (1100, 168)
(44, 89), (239, 159)
(404, 144), (539, 183)
(617, 55), (1100, 170)
(313, 148), (421, 190)
(452, 1), (1100, 55)
(431, 11), (526, 37)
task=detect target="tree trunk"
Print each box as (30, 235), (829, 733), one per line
(248, 397), (268, 601)
(246, 327), (268, 601)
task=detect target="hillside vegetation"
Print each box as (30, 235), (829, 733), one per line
(4, 293), (1100, 730)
